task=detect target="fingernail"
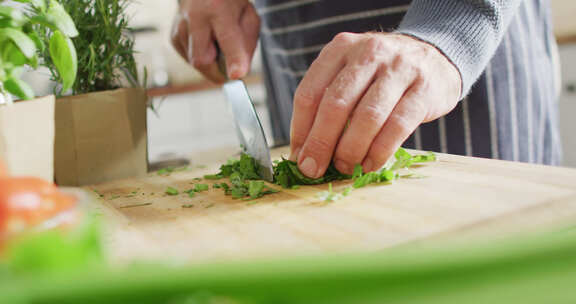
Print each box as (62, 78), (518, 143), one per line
(299, 157), (318, 178)
(335, 160), (351, 174)
(363, 158), (374, 172)
(229, 63), (242, 79)
(290, 147), (301, 162)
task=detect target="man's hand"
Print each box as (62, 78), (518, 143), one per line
(290, 32), (462, 178)
(171, 0), (260, 82)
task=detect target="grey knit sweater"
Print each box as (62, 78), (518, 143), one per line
(398, 0), (523, 98)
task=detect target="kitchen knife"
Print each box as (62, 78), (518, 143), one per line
(217, 49), (274, 182)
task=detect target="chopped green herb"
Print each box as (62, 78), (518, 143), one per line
(248, 180), (265, 199)
(352, 164), (363, 179)
(194, 184), (209, 192)
(165, 187), (179, 196)
(157, 168), (174, 176)
(316, 183), (343, 202)
(342, 187), (353, 196)
(204, 174), (223, 180)
(183, 190), (195, 198)
(291, 185), (301, 190)
(213, 184), (222, 189)
(193, 177), (202, 181)
(352, 148), (434, 189)
(181, 204), (194, 209)
(109, 195), (121, 200)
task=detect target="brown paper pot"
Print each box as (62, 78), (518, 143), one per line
(0, 95), (55, 181)
(55, 88), (148, 186)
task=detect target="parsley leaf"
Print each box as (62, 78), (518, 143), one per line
(194, 184), (209, 192)
(165, 187), (179, 196)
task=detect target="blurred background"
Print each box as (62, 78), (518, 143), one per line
(24, 0), (576, 167)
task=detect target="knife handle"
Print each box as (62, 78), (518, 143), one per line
(215, 42), (228, 80)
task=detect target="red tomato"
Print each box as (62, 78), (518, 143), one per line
(0, 177), (76, 242)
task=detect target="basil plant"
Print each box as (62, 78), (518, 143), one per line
(0, 0), (78, 104)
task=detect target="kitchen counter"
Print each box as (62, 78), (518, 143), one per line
(88, 147), (576, 263)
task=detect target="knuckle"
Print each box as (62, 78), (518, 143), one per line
(388, 112), (415, 135)
(333, 32), (356, 44)
(290, 130), (308, 146)
(306, 135), (334, 155)
(294, 87), (319, 110)
(391, 53), (408, 70)
(357, 104), (387, 125)
(192, 60), (207, 69)
(324, 97), (349, 113)
(335, 147), (361, 164)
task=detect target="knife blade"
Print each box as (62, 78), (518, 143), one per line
(217, 49), (274, 182)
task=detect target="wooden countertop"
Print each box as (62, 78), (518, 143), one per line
(87, 147), (576, 263)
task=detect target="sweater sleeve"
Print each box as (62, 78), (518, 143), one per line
(396, 0), (523, 99)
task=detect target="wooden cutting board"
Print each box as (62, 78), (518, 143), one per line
(86, 147), (576, 263)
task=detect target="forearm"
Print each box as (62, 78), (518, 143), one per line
(397, 0), (523, 98)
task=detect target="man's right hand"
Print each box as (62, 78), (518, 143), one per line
(172, 0), (260, 83)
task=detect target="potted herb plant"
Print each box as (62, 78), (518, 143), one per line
(46, 0), (148, 186)
(0, 0), (78, 181)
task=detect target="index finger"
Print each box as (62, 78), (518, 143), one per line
(289, 33), (359, 161)
(212, 15), (251, 79)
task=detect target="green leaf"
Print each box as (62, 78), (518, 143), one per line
(0, 28), (36, 59)
(44, 0), (78, 37)
(248, 181), (265, 199)
(1, 41), (29, 66)
(342, 187), (353, 196)
(193, 184), (209, 192)
(412, 152), (437, 163)
(353, 172), (380, 189)
(0, 6), (26, 26)
(49, 30), (77, 92)
(12, 0), (48, 12)
(3, 217), (102, 276)
(352, 164), (363, 179)
(27, 31), (45, 53)
(4, 77), (34, 100)
(184, 190), (195, 198)
(165, 187), (179, 196)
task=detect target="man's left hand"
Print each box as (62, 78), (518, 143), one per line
(290, 32), (462, 177)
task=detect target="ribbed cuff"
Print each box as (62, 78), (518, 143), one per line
(397, 0), (502, 99)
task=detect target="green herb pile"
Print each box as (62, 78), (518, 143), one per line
(205, 148), (436, 202)
(205, 154), (279, 200)
(274, 160), (351, 189)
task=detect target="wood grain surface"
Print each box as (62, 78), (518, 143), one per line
(86, 147), (576, 263)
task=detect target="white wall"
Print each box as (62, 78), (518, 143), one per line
(147, 83), (272, 163)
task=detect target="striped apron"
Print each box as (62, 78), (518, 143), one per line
(255, 0), (562, 165)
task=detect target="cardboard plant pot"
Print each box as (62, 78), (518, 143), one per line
(0, 95), (55, 182)
(55, 88), (148, 186)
